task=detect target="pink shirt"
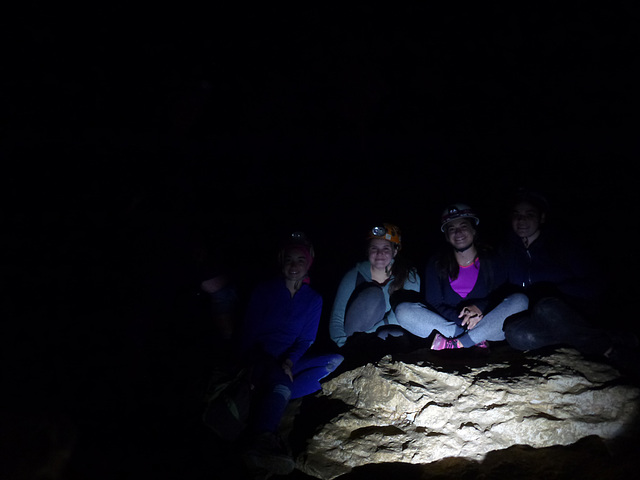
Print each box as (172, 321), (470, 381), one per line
(449, 260), (480, 298)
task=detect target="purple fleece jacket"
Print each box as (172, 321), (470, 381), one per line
(240, 277), (321, 365)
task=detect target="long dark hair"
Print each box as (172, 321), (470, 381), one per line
(389, 248), (418, 294)
(435, 239), (492, 281)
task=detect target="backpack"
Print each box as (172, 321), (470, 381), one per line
(202, 365), (254, 442)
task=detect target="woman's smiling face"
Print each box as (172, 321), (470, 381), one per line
(368, 238), (396, 270)
(511, 201), (545, 239)
(281, 247), (311, 282)
(444, 218), (476, 251)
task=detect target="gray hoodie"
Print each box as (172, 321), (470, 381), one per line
(329, 261), (421, 347)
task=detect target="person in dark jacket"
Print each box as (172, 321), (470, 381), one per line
(501, 189), (637, 358)
(239, 232), (343, 475)
(395, 204), (528, 350)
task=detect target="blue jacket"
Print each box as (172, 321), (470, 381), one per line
(330, 261), (421, 347)
(425, 251), (508, 326)
(240, 277), (321, 366)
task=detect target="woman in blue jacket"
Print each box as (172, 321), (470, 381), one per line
(240, 232), (343, 475)
(395, 204), (528, 350)
(329, 223), (421, 348)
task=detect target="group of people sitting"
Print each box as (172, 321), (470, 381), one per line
(209, 188), (638, 476)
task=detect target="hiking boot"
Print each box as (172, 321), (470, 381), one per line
(242, 432), (295, 476)
(431, 333), (463, 350)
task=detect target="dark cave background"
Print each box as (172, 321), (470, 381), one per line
(2, 3), (640, 479)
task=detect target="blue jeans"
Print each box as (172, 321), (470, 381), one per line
(395, 302), (465, 339)
(456, 293), (529, 347)
(395, 293), (529, 347)
(251, 351), (344, 433)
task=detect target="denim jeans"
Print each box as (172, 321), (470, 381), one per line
(456, 293), (529, 347)
(395, 293), (529, 347)
(395, 302), (464, 339)
(252, 351), (344, 433)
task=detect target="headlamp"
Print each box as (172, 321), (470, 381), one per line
(371, 226), (387, 237)
(367, 223), (401, 249)
(291, 231), (307, 241)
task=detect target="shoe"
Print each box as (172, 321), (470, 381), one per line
(471, 340), (491, 355)
(242, 432), (295, 476)
(431, 333), (463, 350)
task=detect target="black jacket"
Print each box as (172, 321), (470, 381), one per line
(425, 250), (509, 326)
(498, 230), (602, 309)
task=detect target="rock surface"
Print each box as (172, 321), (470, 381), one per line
(294, 347), (640, 480)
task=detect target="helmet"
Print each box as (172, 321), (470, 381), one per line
(440, 204), (479, 232)
(367, 223), (402, 249)
(279, 231), (314, 267)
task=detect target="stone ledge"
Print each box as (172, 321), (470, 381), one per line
(294, 347), (640, 480)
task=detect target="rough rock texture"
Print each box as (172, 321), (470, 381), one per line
(295, 348), (640, 480)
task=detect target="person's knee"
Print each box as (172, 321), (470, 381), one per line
(326, 354), (344, 373)
(507, 293), (529, 311)
(395, 302), (417, 321)
(345, 286), (387, 334)
(395, 302), (409, 316)
(356, 285), (386, 312)
(503, 310), (528, 332)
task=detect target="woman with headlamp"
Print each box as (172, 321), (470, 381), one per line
(329, 223), (420, 348)
(395, 204), (529, 350)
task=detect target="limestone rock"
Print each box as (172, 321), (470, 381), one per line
(295, 348), (640, 480)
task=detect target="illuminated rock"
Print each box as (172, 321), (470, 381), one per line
(295, 348), (640, 480)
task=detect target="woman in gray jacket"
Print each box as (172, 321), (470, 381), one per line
(329, 223), (421, 348)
